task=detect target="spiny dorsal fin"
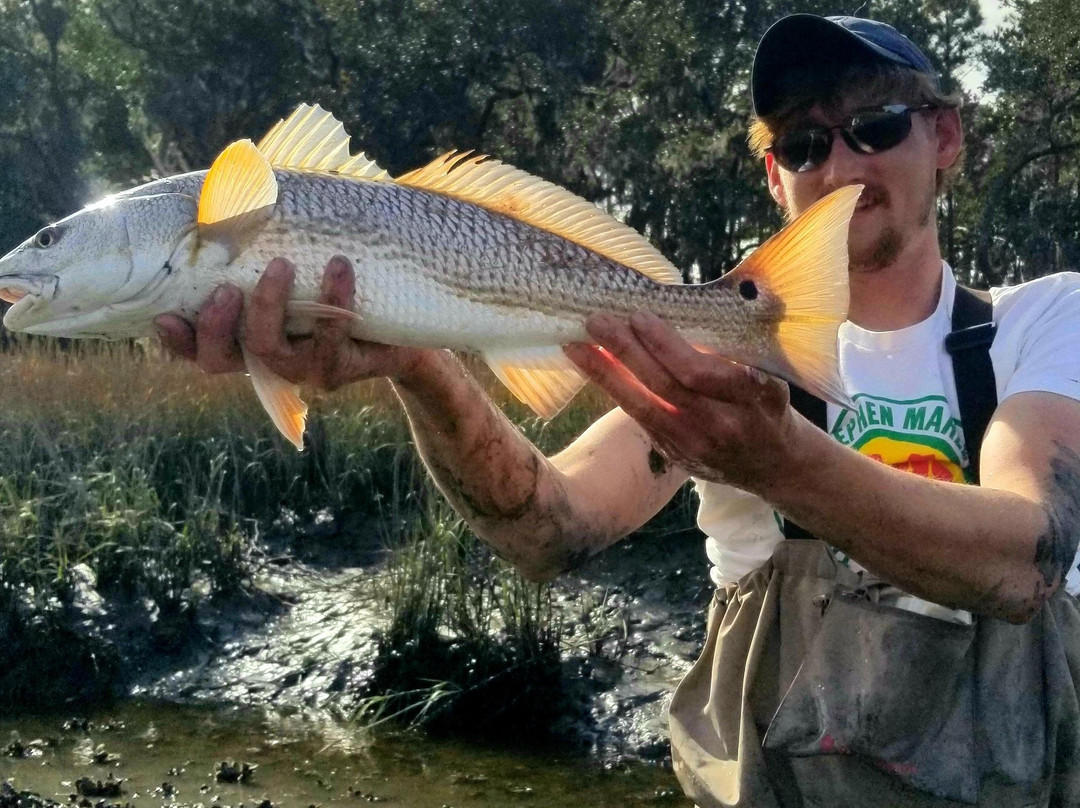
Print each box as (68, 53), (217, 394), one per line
(256, 103), (389, 180)
(199, 139), (278, 225)
(396, 152), (682, 285)
(255, 105), (679, 284)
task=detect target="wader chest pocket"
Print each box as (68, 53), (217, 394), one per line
(763, 588), (980, 803)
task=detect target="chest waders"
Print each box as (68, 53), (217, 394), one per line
(668, 288), (1080, 807)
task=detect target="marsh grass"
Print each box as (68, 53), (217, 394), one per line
(366, 499), (564, 736)
(0, 339), (626, 719)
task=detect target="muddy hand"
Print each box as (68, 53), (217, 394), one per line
(564, 310), (799, 491)
(155, 256), (428, 390)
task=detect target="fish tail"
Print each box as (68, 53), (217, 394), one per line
(725, 185), (862, 407)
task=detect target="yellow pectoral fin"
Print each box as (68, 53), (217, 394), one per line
(198, 139), (279, 261)
(242, 345), (308, 451)
(200, 139), (278, 224)
(483, 346), (587, 420)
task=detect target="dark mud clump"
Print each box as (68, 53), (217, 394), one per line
(0, 782), (62, 808)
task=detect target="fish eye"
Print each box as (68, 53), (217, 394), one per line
(34, 227), (59, 248)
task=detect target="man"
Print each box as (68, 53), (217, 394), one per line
(156, 14), (1080, 806)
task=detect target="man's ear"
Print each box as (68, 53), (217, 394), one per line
(765, 152), (787, 206)
(935, 107), (963, 171)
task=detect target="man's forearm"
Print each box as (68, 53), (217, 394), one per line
(768, 417), (1076, 623)
(389, 351), (602, 581)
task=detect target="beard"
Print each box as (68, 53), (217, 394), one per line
(849, 226), (902, 273)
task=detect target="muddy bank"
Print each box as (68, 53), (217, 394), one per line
(2, 509), (711, 764)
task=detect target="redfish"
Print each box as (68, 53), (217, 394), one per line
(0, 104), (859, 448)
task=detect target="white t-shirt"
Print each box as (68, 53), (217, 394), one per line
(696, 264), (1080, 617)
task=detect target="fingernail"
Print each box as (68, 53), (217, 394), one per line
(265, 260), (290, 281)
(329, 256), (350, 278)
(563, 343), (598, 365)
(213, 286), (236, 306)
(748, 367), (769, 385)
(630, 310), (661, 326)
(586, 314), (615, 334)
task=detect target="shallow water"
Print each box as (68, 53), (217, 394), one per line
(0, 703), (690, 807)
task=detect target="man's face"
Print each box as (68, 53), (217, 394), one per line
(765, 101), (961, 273)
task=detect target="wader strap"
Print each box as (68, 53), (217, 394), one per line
(785, 385), (827, 540)
(945, 286), (997, 484)
(784, 285), (997, 540)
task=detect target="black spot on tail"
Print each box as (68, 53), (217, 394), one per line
(739, 280), (758, 300)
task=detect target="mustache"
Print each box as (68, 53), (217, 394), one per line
(855, 186), (889, 208)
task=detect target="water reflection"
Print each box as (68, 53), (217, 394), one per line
(0, 703), (689, 807)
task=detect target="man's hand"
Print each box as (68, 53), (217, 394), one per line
(563, 310), (806, 493)
(154, 255), (431, 389)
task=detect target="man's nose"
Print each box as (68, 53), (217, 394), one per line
(819, 132), (865, 189)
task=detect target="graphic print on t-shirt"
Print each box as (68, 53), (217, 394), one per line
(829, 393), (969, 484)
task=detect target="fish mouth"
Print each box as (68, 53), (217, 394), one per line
(0, 275), (59, 328)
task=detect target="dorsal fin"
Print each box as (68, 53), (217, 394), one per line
(255, 104), (680, 284)
(395, 152), (682, 285)
(256, 103), (389, 180)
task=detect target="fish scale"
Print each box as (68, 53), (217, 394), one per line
(0, 103), (860, 449)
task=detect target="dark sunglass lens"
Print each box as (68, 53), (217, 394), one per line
(848, 108), (912, 153)
(775, 127), (833, 172)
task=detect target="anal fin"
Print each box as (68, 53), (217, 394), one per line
(483, 346), (587, 419)
(242, 344), (309, 450)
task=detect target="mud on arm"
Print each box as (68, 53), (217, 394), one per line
(392, 352), (688, 582)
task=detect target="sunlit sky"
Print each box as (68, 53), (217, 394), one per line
(979, 0), (1009, 29)
(964, 0), (1009, 94)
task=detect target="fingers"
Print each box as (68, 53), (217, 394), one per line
(154, 286), (246, 374)
(311, 256), (360, 390)
(154, 314), (196, 361)
(626, 310), (777, 403)
(155, 256), (390, 390)
(195, 285), (246, 373)
(567, 309), (792, 466)
(580, 310), (776, 410)
(243, 258), (295, 362)
(563, 342), (679, 422)
(584, 314), (680, 403)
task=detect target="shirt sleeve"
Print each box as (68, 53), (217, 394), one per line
(991, 272), (1080, 404)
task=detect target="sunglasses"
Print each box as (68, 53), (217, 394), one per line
(769, 104), (937, 173)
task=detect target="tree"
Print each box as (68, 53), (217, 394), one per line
(0, 0), (88, 249)
(972, 0), (1080, 284)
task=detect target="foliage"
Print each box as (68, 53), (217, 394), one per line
(0, 341), (606, 713)
(2, 0), (1072, 285)
(970, 0), (1080, 284)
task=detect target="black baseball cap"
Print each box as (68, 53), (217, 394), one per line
(751, 14), (939, 116)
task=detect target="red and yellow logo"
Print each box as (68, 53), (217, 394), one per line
(859, 436), (965, 483)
